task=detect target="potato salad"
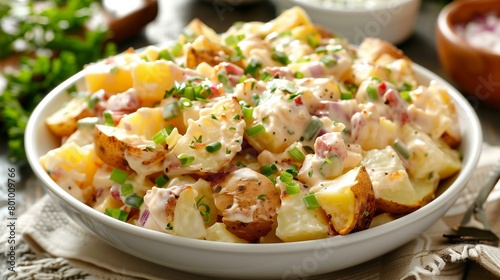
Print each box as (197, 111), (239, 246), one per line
(40, 7), (462, 243)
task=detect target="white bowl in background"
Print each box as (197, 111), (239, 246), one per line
(25, 59), (481, 279)
(273, 0), (421, 45)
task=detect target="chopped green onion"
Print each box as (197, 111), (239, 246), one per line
(171, 43), (183, 57)
(315, 46), (328, 54)
(287, 146), (305, 162)
(401, 82), (412, 91)
(393, 139), (411, 160)
(280, 171), (293, 183)
(319, 55), (337, 67)
(303, 193), (320, 210)
(152, 128), (168, 145)
(121, 183), (134, 196)
(242, 106), (254, 119)
(307, 34), (319, 48)
(271, 50), (290, 65)
(103, 111), (114, 126)
(244, 58), (262, 76)
(105, 208), (129, 222)
(258, 194), (266, 200)
(155, 174), (170, 188)
(246, 124), (265, 137)
(260, 71), (272, 81)
(87, 96), (99, 109)
(165, 223), (173, 230)
(178, 154), (195, 166)
(217, 71), (229, 85)
(285, 164), (298, 177)
(294, 71), (304, 79)
(400, 91), (412, 103)
(196, 195), (211, 223)
(285, 181), (301, 195)
(261, 164), (278, 176)
(178, 97), (193, 108)
(162, 102), (181, 121)
(235, 161), (247, 167)
(340, 92), (353, 100)
(125, 194), (144, 208)
(206, 141), (222, 153)
(159, 49), (174, 61)
(225, 34), (245, 46)
(302, 116), (323, 141)
(110, 168), (128, 184)
(367, 85), (378, 101)
(319, 155), (342, 178)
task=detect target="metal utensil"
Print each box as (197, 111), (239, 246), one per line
(443, 162), (500, 246)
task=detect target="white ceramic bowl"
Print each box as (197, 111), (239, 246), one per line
(273, 0), (421, 45)
(25, 62), (481, 279)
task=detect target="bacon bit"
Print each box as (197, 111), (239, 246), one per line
(294, 96), (303, 105)
(377, 81), (387, 92)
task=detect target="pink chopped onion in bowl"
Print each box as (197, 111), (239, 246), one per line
(454, 12), (500, 55)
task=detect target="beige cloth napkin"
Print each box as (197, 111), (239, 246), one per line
(1, 144), (500, 280)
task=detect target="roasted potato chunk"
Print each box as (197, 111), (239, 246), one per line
(46, 96), (94, 137)
(311, 166), (376, 235)
(94, 124), (165, 174)
(212, 168), (281, 242)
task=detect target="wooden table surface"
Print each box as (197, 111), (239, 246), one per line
(0, 0), (498, 278)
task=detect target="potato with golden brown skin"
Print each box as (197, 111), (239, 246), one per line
(94, 124), (166, 174)
(211, 168), (281, 242)
(357, 37), (407, 63)
(186, 36), (245, 69)
(46, 96), (94, 137)
(311, 166), (376, 235)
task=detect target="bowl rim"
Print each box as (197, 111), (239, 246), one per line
(279, 0), (417, 13)
(437, 0), (500, 57)
(25, 59), (482, 255)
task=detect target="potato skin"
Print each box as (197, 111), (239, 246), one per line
(349, 166), (377, 233)
(94, 124), (165, 171)
(211, 168), (281, 242)
(46, 97), (93, 137)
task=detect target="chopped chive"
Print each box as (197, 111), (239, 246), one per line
(105, 208), (129, 222)
(302, 116), (323, 141)
(258, 194), (266, 200)
(178, 154), (195, 166)
(287, 146), (305, 162)
(162, 102), (181, 121)
(110, 168), (128, 184)
(152, 128), (168, 145)
(285, 181), (301, 194)
(235, 161), (247, 167)
(246, 124), (265, 137)
(206, 141), (222, 153)
(367, 85), (378, 101)
(155, 174), (170, 188)
(303, 193), (320, 210)
(103, 111), (114, 126)
(393, 139), (411, 160)
(121, 183), (134, 196)
(165, 223), (173, 230)
(125, 194), (144, 208)
(401, 82), (412, 91)
(261, 164), (278, 176)
(315, 46), (328, 54)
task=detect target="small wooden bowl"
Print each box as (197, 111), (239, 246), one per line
(436, 0), (500, 109)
